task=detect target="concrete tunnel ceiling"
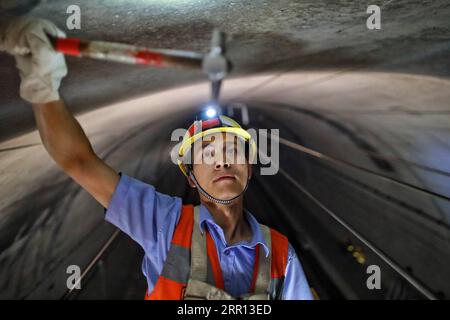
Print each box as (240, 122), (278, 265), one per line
(0, 0), (450, 299)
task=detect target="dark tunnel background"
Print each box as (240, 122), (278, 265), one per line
(1, 0), (450, 300)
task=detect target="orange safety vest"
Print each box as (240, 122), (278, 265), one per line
(145, 204), (289, 300)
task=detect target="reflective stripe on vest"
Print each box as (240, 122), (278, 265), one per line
(145, 204), (289, 300)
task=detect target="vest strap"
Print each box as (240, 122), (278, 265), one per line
(253, 224), (272, 294)
(184, 279), (269, 300)
(184, 279), (235, 300)
(190, 205), (207, 282)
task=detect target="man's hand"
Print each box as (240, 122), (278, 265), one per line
(0, 17), (67, 103)
(0, 18), (119, 209)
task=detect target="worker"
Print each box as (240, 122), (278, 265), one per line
(1, 17), (313, 300)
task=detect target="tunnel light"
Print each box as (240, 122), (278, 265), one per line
(205, 106), (217, 118)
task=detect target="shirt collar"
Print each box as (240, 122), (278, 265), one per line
(198, 204), (270, 257)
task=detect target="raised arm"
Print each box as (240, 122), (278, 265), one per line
(32, 99), (119, 208)
(1, 17), (119, 208)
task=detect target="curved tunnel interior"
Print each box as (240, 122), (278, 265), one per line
(1, 1), (450, 300)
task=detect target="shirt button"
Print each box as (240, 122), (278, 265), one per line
(224, 249), (230, 256)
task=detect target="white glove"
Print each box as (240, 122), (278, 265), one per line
(0, 17), (68, 104)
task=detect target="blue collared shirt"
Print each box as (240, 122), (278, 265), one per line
(105, 173), (313, 300)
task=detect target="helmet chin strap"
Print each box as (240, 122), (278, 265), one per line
(189, 171), (250, 205)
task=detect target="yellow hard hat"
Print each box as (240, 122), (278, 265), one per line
(177, 115), (256, 177)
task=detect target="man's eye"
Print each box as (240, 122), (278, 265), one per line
(203, 147), (214, 158)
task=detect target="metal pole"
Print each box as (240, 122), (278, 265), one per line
(49, 36), (203, 70)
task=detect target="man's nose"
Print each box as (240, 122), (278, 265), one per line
(215, 158), (231, 169)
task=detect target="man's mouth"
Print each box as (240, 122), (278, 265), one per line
(213, 175), (236, 183)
